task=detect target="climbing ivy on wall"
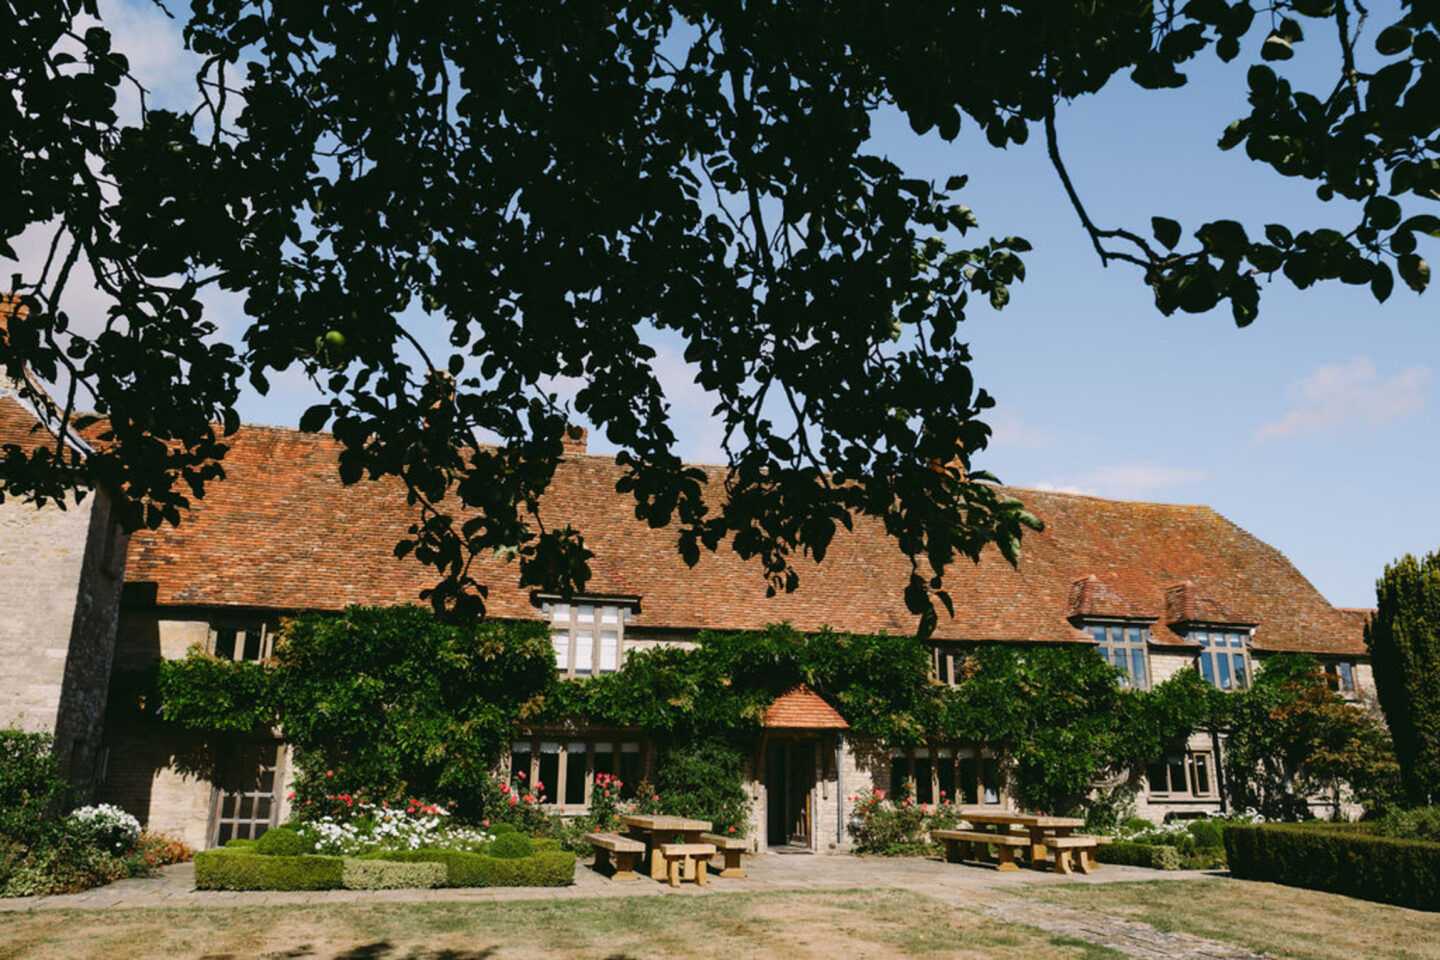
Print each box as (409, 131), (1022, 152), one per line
(155, 606), (1286, 818)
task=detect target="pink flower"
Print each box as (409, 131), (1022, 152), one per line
(286, 792), (295, 801)
(535, 781), (545, 792)
(518, 772), (527, 780)
(653, 794), (659, 802)
(508, 795), (517, 806)
(326, 770), (334, 777)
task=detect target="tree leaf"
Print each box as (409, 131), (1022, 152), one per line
(1152, 217), (1182, 251)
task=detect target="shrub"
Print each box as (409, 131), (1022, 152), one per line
(341, 858), (446, 890)
(1374, 806), (1440, 843)
(488, 832), (533, 859)
(135, 830), (194, 867)
(368, 848), (576, 887)
(1187, 819), (1225, 850)
(0, 731), (69, 848)
(193, 848), (345, 891)
(1096, 841), (1181, 870)
(0, 827), (130, 896)
(65, 804), (142, 856)
(224, 838), (258, 849)
(255, 826), (309, 856)
(1225, 823), (1440, 911)
(848, 787), (931, 855)
(489, 822), (517, 836)
(655, 740), (750, 836)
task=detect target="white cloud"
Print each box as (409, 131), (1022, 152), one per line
(1033, 463), (1206, 500)
(1255, 357), (1431, 442)
(985, 408), (1051, 451)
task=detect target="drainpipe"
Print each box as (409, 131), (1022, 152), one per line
(836, 731), (845, 846)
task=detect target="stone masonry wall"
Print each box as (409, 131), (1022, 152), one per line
(98, 615), (218, 845)
(0, 489), (125, 800)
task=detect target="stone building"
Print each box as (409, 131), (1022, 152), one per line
(0, 392), (128, 801)
(0, 399), (1374, 850)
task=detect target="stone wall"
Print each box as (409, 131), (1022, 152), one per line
(0, 489), (126, 800)
(97, 614), (219, 846)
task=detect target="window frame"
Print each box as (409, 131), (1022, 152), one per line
(1145, 749), (1218, 800)
(1083, 622), (1153, 690)
(1190, 627), (1253, 691)
(208, 622), (274, 662)
(1324, 660), (1357, 696)
(507, 737), (646, 812)
(545, 600), (632, 679)
(890, 745), (1001, 807)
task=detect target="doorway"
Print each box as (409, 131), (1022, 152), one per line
(765, 739), (815, 848)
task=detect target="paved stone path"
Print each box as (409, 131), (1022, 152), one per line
(0, 854), (1267, 959)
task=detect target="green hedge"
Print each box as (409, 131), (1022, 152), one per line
(194, 849), (344, 891)
(367, 848), (576, 887)
(341, 858), (446, 890)
(1224, 823), (1440, 911)
(1096, 841), (1181, 870)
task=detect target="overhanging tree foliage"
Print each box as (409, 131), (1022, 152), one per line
(1368, 551), (1440, 805)
(4, 1), (1437, 626)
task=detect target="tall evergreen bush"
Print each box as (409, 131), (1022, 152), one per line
(1369, 552), (1440, 805)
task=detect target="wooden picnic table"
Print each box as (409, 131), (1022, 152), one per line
(957, 810), (1087, 870)
(618, 813), (713, 881)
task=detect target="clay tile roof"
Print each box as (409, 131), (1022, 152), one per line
(762, 684), (849, 729)
(1067, 575), (1152, 621)
(1164, 581), (1257, 628)
(22, 409), (1360, 658)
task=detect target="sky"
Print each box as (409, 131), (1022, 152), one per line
(47, 1), (1440, 610)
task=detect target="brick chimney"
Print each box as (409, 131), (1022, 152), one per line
(561, 424), (588, 456)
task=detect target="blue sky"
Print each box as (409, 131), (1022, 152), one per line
(75, 2), (1440, 609)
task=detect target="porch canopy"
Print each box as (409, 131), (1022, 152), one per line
(762, 684), (849, 729)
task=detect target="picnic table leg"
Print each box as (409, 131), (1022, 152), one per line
(594, 848), (613, 875)
(1075, 848), (1093, 875)
(612, 850), (639, 882)
(1052, 848), (1072, 875)
(995, 844), (1020, 872)
(944, 838), (961, 863)
(695, 856), (708, 887)
(1028, 827), (1048, 870)
(682, 831), (700, 880)
(668, 856), (681, 888)
(650, 844), (667, 881)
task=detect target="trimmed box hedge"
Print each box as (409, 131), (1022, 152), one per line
(1095, 841), (1181, 871)
(341, 858), (446, 890)
(194, 849), (344, 891)
(1224, 823), (1440, 912)
(367, 848), (576, 887)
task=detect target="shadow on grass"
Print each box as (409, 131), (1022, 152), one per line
(200, 945), (504, 960)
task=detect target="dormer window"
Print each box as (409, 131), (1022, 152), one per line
(545, 600), (633, 679)
(1084, 623), (1150, 689)
(1191, 629), (1251, 690)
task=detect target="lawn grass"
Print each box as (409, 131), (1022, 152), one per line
(0, 889), (1122, 960)
(1022, 877), (1440, 960)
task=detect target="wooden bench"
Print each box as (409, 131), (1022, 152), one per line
(933, 829), (1030, 872)
(659, 842), (716, 887)
(1046, 835), (1110, 875)
(589, 832), (647, 882)
(700, 832), (748, 878)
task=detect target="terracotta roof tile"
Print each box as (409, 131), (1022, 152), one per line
(1164, 580), (1258, 628)
(763, 684), (849, 729)
(0, 403), (1362, 657)
(1067, 575), (1151, 621)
